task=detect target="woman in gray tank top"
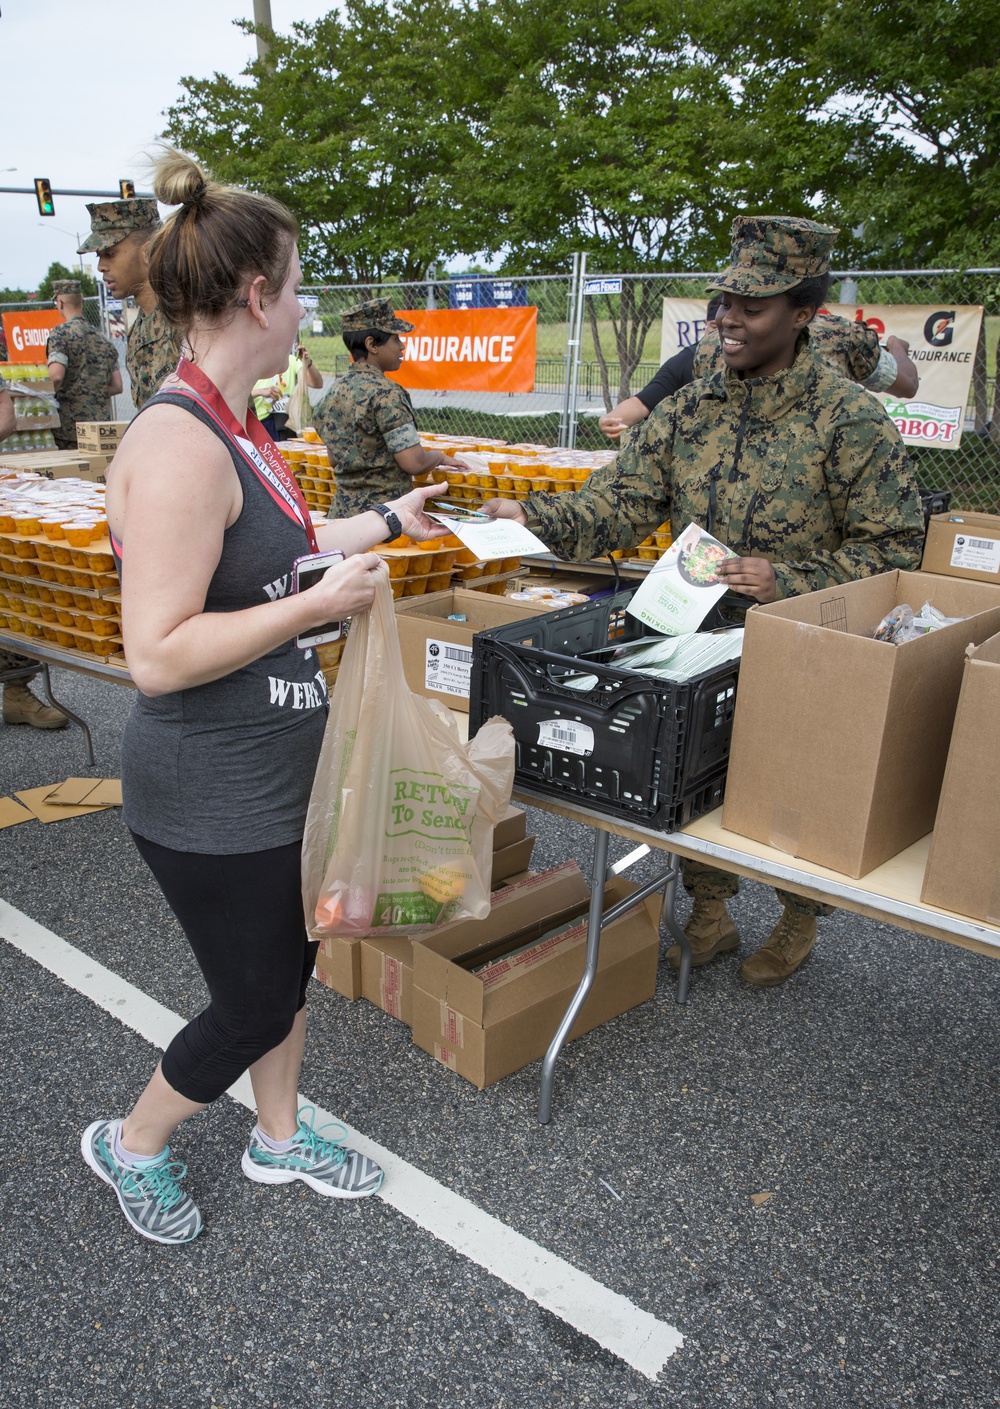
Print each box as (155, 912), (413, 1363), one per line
(81, 148), (446, 1247)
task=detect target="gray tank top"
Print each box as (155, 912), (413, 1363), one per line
(120, 391), (328, 853)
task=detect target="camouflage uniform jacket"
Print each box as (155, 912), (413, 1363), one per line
(529, 333), (924, 601)
(126, 303), (179, 410)
(313, 360), (421, 517)
(46, 315), (119, 446)
(693, 311), (882, 385)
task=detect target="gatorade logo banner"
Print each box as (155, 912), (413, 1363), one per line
(390, 307), (537, 393)
(2, 309), (64, 364)
(660, 297), (984, 451)
(835, 303), (983, 450)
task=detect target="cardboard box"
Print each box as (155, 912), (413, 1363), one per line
(313, 935), (363, 1000)
(489, 834), (535, 886)
(921, 512), (1000, 584)
(394, 588), (546, 711)
(80, 452), (115, 482)
(360, 935), (413, 1024)
(921, 633), (1000, 920)
(324, 807), (529, 1024)
(493, 803), (527, 851)
(411, 862), (660, 1088)
(722, 571), (1000, 878)
(76, 421), (130, 454)
(0, 449), (91, 477)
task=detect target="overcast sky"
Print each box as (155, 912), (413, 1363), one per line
(0, 1), (335, 290)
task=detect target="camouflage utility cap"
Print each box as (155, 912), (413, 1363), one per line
(340, 298), (415, 335)
(708, 216), (839, 298)
(78, 199), (160, 254)
(51, 280), (81, 296)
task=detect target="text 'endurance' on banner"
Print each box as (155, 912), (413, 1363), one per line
(390, 307), (538, 394)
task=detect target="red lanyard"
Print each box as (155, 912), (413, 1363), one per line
(173, 357), (319, 553)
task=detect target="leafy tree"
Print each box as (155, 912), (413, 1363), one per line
(682, 0), (1000, 268)
(458, 0), (737, 403)
(37, 261), (98, 301)
(165, 1), (497, 284)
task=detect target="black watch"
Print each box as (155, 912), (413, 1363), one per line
(369, 503), (402, 541)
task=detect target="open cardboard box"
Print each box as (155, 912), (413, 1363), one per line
(722, 570), (1000, 878)
(317, 805), (532, 1005)
(394, 588), (546, 711)
(921, 632), (1000, 920)
(921, 512), (1000, 585)
(411, 862), (660, 1089)
(360, 861), (537, 1026)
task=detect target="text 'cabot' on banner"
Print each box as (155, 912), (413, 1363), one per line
(389, 307), (537, 394)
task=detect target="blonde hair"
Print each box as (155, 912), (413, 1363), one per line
(146, 148), (298, 338)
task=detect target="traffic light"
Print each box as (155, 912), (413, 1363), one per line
(34, 177), (54, 216)
(119, 179), (135, 199)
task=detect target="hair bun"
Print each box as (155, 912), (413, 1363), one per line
(152, 147), (211, 208)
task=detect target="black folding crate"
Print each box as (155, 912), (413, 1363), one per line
(918, 486), (952, 531)
(469, 588), (739, 832)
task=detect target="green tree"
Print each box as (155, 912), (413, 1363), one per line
(165, 2), (497, 285)
(37, 261), (98, 301)
(459, 0), (736, 403)
(682, 0), (1000, 268)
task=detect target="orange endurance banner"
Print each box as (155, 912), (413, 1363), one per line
(1, 309), (64, 364)
(390, 307), (537, 393)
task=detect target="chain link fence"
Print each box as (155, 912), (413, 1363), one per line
(302, 266), (1000, 512)
(6, 265), (996, 511)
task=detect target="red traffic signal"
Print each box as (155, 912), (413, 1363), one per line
(34, 177), (54, 216)
(119, 179), (136, 199)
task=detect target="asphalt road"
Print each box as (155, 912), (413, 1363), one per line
(1, 669), (998, 1409)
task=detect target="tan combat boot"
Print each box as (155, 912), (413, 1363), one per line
(2, 682), (68, 729)
(666, 897), (740, 968)
(739, 908), (816, 987)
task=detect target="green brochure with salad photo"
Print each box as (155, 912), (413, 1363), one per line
(626, 523), (738, 636)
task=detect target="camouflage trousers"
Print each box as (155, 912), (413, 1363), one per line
(682, 858), (834, 918)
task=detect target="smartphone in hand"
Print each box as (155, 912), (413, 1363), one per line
(292, 550), (345, 648)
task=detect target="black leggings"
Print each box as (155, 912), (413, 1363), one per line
(132, 832), (319, 1105)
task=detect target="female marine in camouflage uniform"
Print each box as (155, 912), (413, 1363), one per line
(484, 216), (925, 988)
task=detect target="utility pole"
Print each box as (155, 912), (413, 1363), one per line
(253, 0), (272, 62)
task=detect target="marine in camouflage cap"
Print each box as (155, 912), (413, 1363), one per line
(707, 215), (839, 298)
(340, 298), (415, 335)
(51, 280), (81, 297)
(77, 199), (160, 254)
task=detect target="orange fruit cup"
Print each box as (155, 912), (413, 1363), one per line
(66, 526), (94, 549)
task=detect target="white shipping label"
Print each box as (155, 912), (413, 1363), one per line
(949, 534), (1000, 575)
(537, 719), (595, 756)
(423, 637), (474, 697)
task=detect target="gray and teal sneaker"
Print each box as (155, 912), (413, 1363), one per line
(241, 1105), (383, 1199)
(81, 1119), (203, 1245)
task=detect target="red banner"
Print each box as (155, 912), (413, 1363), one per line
(1, 310), (64, 364)
(389, 307), (537, 393)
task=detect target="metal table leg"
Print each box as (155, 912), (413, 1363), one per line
(537, 834), (695, 1122)
(37, 664), (95, 765)
(539, 827), (610, 1124)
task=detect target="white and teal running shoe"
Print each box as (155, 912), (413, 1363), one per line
(241, 1105), (383, 1199)
(81, 1119), (203, 1245)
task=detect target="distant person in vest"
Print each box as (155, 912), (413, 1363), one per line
(252, 342), (323, 440)
(46, 281), (121, 450)
(78, 200), (180, 410)
(313, 298), (469, 518)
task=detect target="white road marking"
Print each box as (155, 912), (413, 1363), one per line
(1, 898), (683, 1381)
